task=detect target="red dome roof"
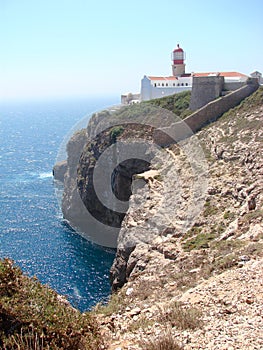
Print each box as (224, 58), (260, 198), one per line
(173, 44), (183, 52)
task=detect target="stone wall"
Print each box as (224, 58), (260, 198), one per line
(154, 79), (259, 146)
(190, 76), (225, 110)
(121, 93), (140, 104)
(224, 81), (246, 91)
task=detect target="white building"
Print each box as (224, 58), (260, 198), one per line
(141, 44), (192, 101)
(140, 45), (251, 102)
(141, 74), (192, 101)
(121, 45), (260, 104)
(250, 71), (263, 84)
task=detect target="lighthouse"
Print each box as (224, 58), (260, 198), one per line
(172, 44), (186, 77)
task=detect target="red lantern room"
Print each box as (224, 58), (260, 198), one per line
(171, 44), (186, 76)
(172, 44), (185, 65)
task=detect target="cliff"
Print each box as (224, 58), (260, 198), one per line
(97, 86), (263, 349)
(54, 87), (263, 348)
(55, 101), (197, 247)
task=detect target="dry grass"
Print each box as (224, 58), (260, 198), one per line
(93, 291), (128, 316)
(126, 316), (154, 333)
(139, 329), (183, 350)
(0, 259), (102, 350)
(158, 302), (203, 330)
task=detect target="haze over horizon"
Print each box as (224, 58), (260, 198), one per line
(0, 0), (262, 101)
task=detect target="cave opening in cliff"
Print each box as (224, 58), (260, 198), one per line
(111, 158), (151, 202)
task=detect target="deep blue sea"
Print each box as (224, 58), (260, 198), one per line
(0, 96), (119, 311)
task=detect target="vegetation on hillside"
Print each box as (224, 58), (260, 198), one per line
(0, 259), (103, 350)
(117, 90), (192, 120)
(92, 90), (192, 128)
(144, 90), (192, 119)
(222, 85), (263, 117)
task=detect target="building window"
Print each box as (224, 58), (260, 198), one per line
(166, 83), (168, 86)
(177, 83), (180, 86)
(162, 83), (164, 86)
(181, 83), (184, 86)
(186, 83), (188, 86)
(173, 83), (175, 86)
(154, 83), (157, 87)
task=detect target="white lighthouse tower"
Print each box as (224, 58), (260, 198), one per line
(172, 44), (186, 77)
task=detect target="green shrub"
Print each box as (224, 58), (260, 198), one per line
(241, 242), (263, 257)
(203, 200), (218, 217)
(183, 232), (216, 251)
(213, 254), (238, 271)
(183, 225), (203, 240)
(127, 317), (154, 333)
(145, 90), (192, 119)
(242, 209), (263, 222)
(0, 259), (102, 350)
(110, 126), (124, 143)
(223, 210), (236, 220)
(93, 291), (127, 316)
(210, 239), (244, 256)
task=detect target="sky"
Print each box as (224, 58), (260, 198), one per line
(0, 0), (263, 101)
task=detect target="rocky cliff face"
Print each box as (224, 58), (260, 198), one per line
(56, 102), (197, 247)
(55, 105), (167, 246)
(58, 128), (90, 238)
(109, 88), (263, 291)
(97, 87), (263, 349)
(77, 124), (155, 230)
(54, 88), (263, 348)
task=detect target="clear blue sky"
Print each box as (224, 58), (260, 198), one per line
(0, 0), (262, 101)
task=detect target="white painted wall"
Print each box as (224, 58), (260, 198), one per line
(140, 76), (192, 101)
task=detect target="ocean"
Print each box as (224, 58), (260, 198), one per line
(0, 96), (119, 311)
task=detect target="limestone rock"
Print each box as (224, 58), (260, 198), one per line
(53, 160), (67, 182)
(247, 195), (256, 210)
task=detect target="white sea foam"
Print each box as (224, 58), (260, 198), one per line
(73, 286), (82, 299)
(39, 172), (53, 179)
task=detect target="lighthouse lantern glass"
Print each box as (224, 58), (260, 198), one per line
(173, 51), (184, 60)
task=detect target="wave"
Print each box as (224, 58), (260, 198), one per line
(1, 171), (53, 183)
(38, 172), (53, 179)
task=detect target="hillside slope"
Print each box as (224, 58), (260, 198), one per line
(0, 259), (103, 349)
(97, 86), (263, 349)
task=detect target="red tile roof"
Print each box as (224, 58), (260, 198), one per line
(148, 76), (178, 81)
(147, 72), (247, 81)
(193, 71), (248, 78)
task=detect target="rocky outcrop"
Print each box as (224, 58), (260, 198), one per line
(77, 124), (155, 230)
(53, 160), (67, 182)
(61, 128), (89, 226)
(55, 106), (163, 246)
(100, 257), (263, 350)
